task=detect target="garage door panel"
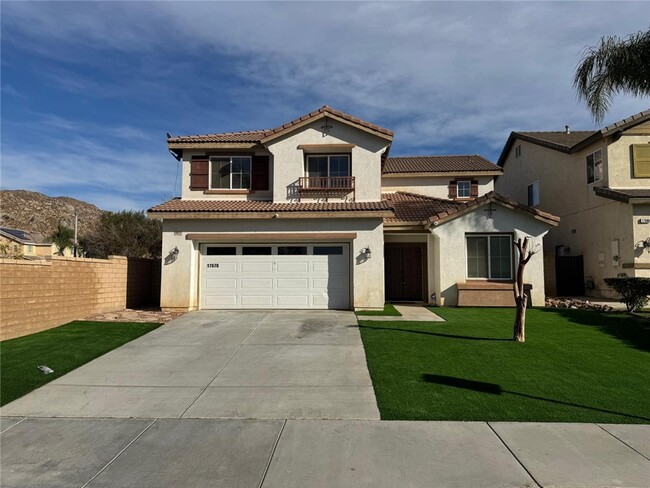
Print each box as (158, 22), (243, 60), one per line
(277, 278), (310, 289)
(241, 278), (273, 289)
(207, 262), (237, 273)
(241, 262), (273, 273)
(276, 261), (309, 273)
(206, 278), (237, 289)
(205, 295), (238, 307)
(241, 296), (274, 307)
(276, 295), (310, 307)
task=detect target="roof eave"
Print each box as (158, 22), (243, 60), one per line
(259, 111), (393, 144)
(383, 170), (502, 177)
(147, 210), (394, 220)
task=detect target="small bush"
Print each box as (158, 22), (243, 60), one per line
(604, 277), (650, 312)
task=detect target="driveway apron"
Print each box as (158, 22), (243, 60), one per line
(1, 310), (379, 420)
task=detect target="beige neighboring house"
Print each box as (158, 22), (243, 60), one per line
(495, 109), (650, 298)
(0, 227), (54, 258)
(149, 106), (558, 311)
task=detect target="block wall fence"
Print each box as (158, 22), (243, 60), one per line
(0, 256), (160, 340)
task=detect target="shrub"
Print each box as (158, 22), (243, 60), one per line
(604, 277), (650, 312)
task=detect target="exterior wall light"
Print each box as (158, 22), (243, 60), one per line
(363, 246), (371, 258)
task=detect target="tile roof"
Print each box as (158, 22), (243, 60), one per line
(513, 131), (597, 151)
(148, 198), (393, 214)
(497, 108), (650, 166)
(426, 191), (560, 226)
(381, 192), (461, 224)
(593, 187), (650, 203)
(383, 155), (501, 174)
(168, 106), (394, 144)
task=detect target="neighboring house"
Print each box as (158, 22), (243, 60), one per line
(149, 106), (558, 310)
(495, 109), (650, 298)
(0, 227), (54, 258)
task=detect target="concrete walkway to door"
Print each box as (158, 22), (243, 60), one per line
(1, 310), (379, 420)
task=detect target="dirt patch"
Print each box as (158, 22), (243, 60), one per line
(84, 308), (186, 324)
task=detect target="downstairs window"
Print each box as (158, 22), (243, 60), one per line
(466, 234), (513, 280)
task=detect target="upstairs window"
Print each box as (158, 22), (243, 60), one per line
(210, 156), (251, 189)
(467, 234), (513, 280)
(586, 149), (603, 184)
(527, 180), (539, 207)
(306, 155), (350, 178)
(632, 144), (650, 178)
(457, 180), (471, 198)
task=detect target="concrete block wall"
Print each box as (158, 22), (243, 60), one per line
(0, 256), (160, 340)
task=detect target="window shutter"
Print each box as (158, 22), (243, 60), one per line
(448, 181), (457, 199)
(190, 157), (209, 190)
(471, 180), (479, 197)
(633, 144), (650, 178)
(251, 155), (270, 191)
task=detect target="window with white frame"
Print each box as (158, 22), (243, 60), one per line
(527, 180), (539, 206)
(306, 155), (350, 178)
(457, 180), (471, 198)
(466, 234), (513, 280)
(210, 156), (252, 189)
(586, 149), (603, 184)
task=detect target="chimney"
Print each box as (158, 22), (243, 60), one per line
(565, 125), (571, 134)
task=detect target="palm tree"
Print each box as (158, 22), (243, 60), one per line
(574, 28), (650, 123)
(50, 223), (74, 256)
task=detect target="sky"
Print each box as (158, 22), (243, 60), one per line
(1, 1), (648, 212)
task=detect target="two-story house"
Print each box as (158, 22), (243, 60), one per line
(149, 106), (558, 311)
(495, 109), (650, 298)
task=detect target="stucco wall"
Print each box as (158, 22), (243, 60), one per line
(430, 205), (551, 307)
(607, 125), (650, 188)
(0, 256), (160, 340)
(381, 175), (494, 198)
(160, 217), (386, 310)
(266, 120), (389, 203)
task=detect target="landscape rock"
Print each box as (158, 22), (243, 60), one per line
(545, 297), (614, 312)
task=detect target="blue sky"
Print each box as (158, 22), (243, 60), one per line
(2, 1), (648, 211)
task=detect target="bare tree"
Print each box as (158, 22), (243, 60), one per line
(513, 237), (539, 342)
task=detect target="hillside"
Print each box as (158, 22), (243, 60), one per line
(0, 190), (105, 237)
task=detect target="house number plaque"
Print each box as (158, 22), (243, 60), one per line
(207, 263), (219, 268)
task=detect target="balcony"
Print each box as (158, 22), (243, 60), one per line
(297, 176), (355, 201)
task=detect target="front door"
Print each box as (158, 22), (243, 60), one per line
(384, 245), (424, 301)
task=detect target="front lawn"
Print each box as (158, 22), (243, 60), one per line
(359, 307), (650, 423)
(356, 304), (402, 317)
(0, 320), (161, 406)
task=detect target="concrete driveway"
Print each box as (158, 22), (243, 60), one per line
(1, 310), (379, 420)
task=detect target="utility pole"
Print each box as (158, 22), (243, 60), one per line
(74, 212), (78, 257)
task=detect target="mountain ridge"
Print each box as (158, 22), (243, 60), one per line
(0, 190), (105, 238)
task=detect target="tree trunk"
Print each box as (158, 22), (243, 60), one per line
(513, 295), (527, 342)
(513, 237), (536, 343)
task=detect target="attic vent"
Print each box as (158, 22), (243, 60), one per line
(565, 125), (571, 134)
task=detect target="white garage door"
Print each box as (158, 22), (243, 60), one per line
(200, 244), (350, 310)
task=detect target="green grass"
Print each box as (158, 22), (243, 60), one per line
(1, 320), (162, 406)
(358, 307), (650, 423)
(356, 304), (402, 317)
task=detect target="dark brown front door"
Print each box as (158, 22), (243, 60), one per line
(384, 245), (424, 301)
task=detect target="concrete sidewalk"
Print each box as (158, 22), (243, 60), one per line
(1, 417), (648, 487)
(358, 304), (445, 321)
